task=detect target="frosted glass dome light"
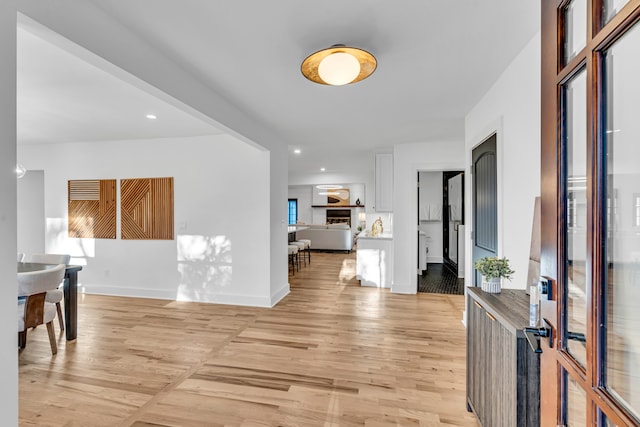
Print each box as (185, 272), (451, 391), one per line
(318, 52), (361, 86)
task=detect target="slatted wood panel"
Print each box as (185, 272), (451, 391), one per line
(18, 252), (478, 426)
(121, 177), (174, 240)
(68, 179), (116, 239)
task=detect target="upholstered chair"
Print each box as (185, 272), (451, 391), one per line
(23, 253), (70, 331)
(17, 263), (67, 354)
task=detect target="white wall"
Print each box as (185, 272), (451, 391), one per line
(0, 1), (18, 423)
(18, 135), (279, 306)
(464, 31), (541, 291)
(392, 140), (465, 294)
(17, 170), (45, 255)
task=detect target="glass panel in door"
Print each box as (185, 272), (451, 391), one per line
(602, 0), (631, 26)
(563, 69), (588, 369)
(603, 19), (640, 422)
(564, 368), (587, 426)
(563, 0), (588, 65)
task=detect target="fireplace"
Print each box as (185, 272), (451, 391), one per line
(326, 209), (351, 226)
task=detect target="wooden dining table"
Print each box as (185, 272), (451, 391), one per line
(18, 262), (83, 341)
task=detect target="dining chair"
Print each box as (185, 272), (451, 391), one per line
(23, 253), (70, 331)
(18, 263), (67, 355)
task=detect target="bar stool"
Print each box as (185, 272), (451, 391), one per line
(291, 241), (306, 267)
(297, 239), (311, 264)
(288, 245), (299, 275)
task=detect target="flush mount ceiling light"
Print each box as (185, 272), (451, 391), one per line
(301, 44), (377, 86)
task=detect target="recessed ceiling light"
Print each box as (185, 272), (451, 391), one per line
(316, 184), (342, 190)
(294, 149), (301, 154)
(320, 168), (326, 172)
(146, 114), (157, 120)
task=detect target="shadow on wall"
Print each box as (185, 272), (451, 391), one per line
(176, 234), (232, 302)
(47, 217), (94, 263)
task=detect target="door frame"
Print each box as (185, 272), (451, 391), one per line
(408, 164), (466, 294)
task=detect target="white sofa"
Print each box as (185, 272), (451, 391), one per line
(295, 224), (353, 252)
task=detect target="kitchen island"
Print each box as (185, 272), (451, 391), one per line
(356, 230), (393, 288)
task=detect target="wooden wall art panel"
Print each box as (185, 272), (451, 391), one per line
(68, 179), (116, 239)
(121, 177), (174, 240)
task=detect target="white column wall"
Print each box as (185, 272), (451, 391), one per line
(464, 31), (542, 291)
(17, 170), (45, 255)
(19, 135), (276, 306)
(0, 1), (18, 423)
(392, 140), (465, 294)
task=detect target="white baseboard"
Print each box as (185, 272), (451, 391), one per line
(81, 284), (280, 308)
(81, 284), (177, 300)
(270, 283), (290, 307)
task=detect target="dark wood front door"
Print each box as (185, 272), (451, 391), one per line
(540, 1), (640, 425)
(472, 134), (497, 286)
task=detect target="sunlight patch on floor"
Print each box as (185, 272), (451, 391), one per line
(338, 258), (357, 283)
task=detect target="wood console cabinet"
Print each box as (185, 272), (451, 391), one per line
(466, 287), (540, 427)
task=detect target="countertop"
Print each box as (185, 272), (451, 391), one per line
(357, 230), (393, 240)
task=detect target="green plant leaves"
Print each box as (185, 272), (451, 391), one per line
(474, 256), (514, 280)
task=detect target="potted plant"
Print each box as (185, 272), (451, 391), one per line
(474, 256), (514, 293)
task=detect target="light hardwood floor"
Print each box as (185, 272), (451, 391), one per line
(19, 251), (478, 426)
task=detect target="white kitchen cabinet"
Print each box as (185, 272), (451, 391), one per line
(374, 152), (393, 212)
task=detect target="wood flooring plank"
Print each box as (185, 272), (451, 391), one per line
(19, 251), (478, 426)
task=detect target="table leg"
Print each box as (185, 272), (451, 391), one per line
(63, 271), (78, 341)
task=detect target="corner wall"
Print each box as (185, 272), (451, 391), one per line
(464, 30), (542, 291)
(18, 135), (278, 306)
(0, 1), (18, 423)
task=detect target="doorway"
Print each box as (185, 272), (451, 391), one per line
(417, 170), (465, 295)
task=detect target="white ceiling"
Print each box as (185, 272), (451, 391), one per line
(17, 27), (223, 145)
(17, 1), (540, 176)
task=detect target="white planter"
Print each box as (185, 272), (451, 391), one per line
(481, 276), (502, 293)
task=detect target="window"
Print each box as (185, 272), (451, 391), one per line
(288, 199), (298, 225)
